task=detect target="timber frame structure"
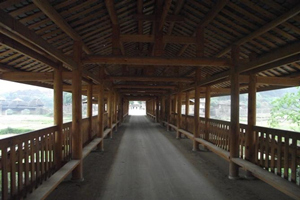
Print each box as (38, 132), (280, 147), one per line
(0, 0), (300, 199)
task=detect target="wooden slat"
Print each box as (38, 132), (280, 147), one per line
(0, 72), (54, 81)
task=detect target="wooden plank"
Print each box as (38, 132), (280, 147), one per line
(33, 0), (92, 54)
(159, 0), (173, 31)
(26, 160), (80, 200)
(232, 158), (300, 200)
(134, 14), (184, 22)
(113, 84), (175, 89)
(120, 34), (197, 44)
(195, 138), (230, 161)
(83, 55), (231, 67)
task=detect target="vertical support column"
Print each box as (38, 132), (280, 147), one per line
(87, 84), (93, 141)
(167, 95), (171, 131)
(176, 91), (182, 139)
(108, 91), (113, 138)
(193, 68), (201, 151)
(120, 96), (124, 122)
(229, 45), (240, 179)
(185, 91), (190, 130)
(114, 92), (118, 131)
(205, 86), (211, 141)
(161, 96), (165, 124)
(245, 74), (257, 177)
(54, 63), (63, 168)
(72, 41), (83, 181)
(98, 66), (105, 150)
(156, 97), (159, 123)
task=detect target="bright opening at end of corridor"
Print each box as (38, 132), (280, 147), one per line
(129, 101), (146, 115)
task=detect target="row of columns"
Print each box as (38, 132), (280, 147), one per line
(53, 41), (127, 181)
(146, 45), (256, 179)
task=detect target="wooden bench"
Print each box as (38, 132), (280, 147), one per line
(232, 158), (300, 200)
(27, 136), (104, 200)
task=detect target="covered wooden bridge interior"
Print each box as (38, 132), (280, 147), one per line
(0, 0), (300, 199)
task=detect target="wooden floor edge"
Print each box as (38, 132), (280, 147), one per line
(232, 158), (300, 200)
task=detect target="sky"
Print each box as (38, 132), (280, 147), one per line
(0, 80), (51, 94)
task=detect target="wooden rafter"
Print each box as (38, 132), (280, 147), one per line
(33, 0), (92, 55)
(108, 76), (193, 83)
(216, 3), (300, 57)
(177, 0), (229, 56)
(113, 85), (176, 89)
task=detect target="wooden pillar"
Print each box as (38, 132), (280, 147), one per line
(245, 74), (257, 177)
(98, 83), (104, 150)
(120, 96), (124, 122)
(156, 97), (159, 123)
(108, 91), (113, 138)
(205, 86), (211, 141)
(176, 91), (182, 139)
(98, 66), (105, 150)
(87, 84), (93, 141)
(54, 63), (63, 168)
(114, 92), (118, 131)
(185, 91), (190, 130)
(167, 95), (171, 131)
(193, 68), (201, 151)
(161, 96), (165, 124)
(229, 45), (240, 179)
(72, 41), (83, 181)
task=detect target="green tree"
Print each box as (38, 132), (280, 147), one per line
(268, 88), (300, 130)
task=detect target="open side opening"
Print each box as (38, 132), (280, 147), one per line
(128, 101), (146, 116)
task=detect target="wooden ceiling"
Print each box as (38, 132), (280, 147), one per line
(0, 0), (299, 98)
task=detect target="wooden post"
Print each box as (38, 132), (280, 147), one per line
(205, 86), (211, 141)
(176, 91), (182, 139)
(98, 67), (105, 150)
(87, 84), (93, 141)
(108, 91), (113, 138)
(229, 45), (240, 179)
(167, 95), (171, 131)
(114, 92), (118, 131)
(245, 74), (257, 177)
(185, 91), (190, 130)
(156, 97), (159, 123)
(193, 68), (201, 151)
(54, 63), (63, 168)
(161, 96), (165, 124)
(72, 41), (83, 181)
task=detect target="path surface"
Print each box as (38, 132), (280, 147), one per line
(47, 116), (292, 200)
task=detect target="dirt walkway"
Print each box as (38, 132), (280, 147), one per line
(47, 116), (292, 200)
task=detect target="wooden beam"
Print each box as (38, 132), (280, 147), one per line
(134, 14), (184, 22)
(177, 0), (228, 56)
(108, 76), (193, 82)
(105, 0), (118, 25)
(0, 34), (57, 68)
(0, 9), (101, 83)
(120, 34), (197, 44)
(159, 0), (172, 30)
(0, 9), (76, 68)
(137, 0), (143, 52)
(204, 86), (211, 140)
(256, 76), (300, 86)
(0, 72), (54, 81)
(33, 0), (92, 54)
(239, 42), (300, 73)
(83, 56), (231, 66)
(176, 90), (182, 138)
(98, 67), (104, 150)
(113, 84), (175, 89)
(118, 89), (167, 93)
(216, 3), (300, 57)
(87, 84), (93, 141)
(193, 68), (201, 151)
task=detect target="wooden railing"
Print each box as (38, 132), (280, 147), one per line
(254, 126), (300, 185)
(92, 116), (99, 138)
(239, 124), (247, 159)
(208, 119), (230, 151)
(104, 112), (108, 129)
(82, 117), (90, 146)
(62, 122), (72, 162)
(0, 126), (57, 199)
